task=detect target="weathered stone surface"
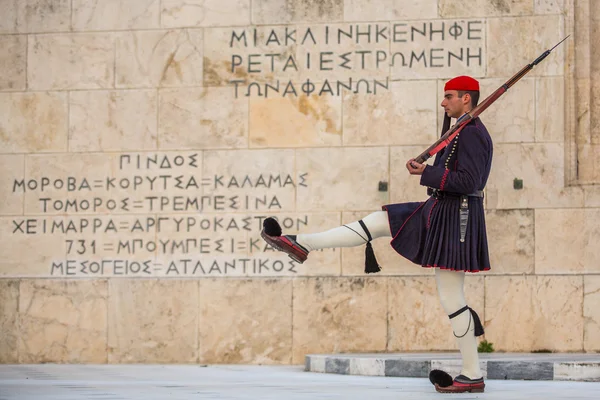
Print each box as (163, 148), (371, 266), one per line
(253, 0), (343, 24)
(249, 94), (342, 148)
(577, 144), (600, 183)
(202, 149), (296, 212)
(325, 357), (350, 374)
(63, 215), (158, 278)
(0, 217), (67, 277)
(22, 151), (193, 215)
(388, 276), (484, 351)
(0, 280), (19, 363)
(535, 0), (566, 14)
(203, 26), (297, 86)
(485, 209), (534, 274)
(485, 276), (584, 351)
(154, 211), (247, 279)
(343, 81), (438, 146)
(488, 361), (554, 380)
(159, 87), (248, 149)
(292, 277), (387, 363)
(103, 150), (202, 214)
(0, 155), (24, 215)
(108, 280), (198, 363)
(584, 275), (600, 351)
(485, 276), (535, 351)
(73, 0), (160, 31)
(344, 0), (437, 21)
(116, 30), (203, 88)
(479, 78), (535, 143)
(0, 92), (68, 153)
(0, 0), (18, 33)
(536, 77), (565, 142)
(0, 35), (26, 90)
(340, 211), (426, 276)
(23, 153), (112, 214)
(28, 33), (115, 90)
(487, 16), (564, 77)
(294, 23), (390, 83)
(439, 0), (534, 17)
(69, 90), (157, 151)
(199, 278), (292, 364)
(161, 0), (250, 27)
(296, 147), (389, 212)
(535, 209), (600, 273)
(485, 143), (585, 209)
(385, 359), (429, 377)
(18, 280), (108, 363)
(16, 0), (71, 33)
(584, 186), (600, 207)
(390, 19), (486, 80)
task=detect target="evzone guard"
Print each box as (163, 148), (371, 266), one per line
(263, 75), (489, 394)
(261, 39), (568, 394)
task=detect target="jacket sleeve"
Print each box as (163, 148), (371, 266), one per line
(419, 125), (489, 194)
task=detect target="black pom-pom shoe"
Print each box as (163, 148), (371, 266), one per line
(260, 217), (309, 263)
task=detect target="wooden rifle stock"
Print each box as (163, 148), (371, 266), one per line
(414, 35), (569, 164)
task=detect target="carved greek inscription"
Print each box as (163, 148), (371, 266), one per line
(6, 152), (324, 277)
(220, 20), (485, 96)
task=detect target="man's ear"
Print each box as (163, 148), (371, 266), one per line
(463, 93), (471, 106)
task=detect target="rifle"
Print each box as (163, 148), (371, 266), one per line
(414, 35), (570, 164)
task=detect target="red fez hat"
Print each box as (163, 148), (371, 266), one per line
(444, 76), (479, 91)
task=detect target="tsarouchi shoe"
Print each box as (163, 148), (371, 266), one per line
(434, 374), (485, 394)
(260, 217), (309, 264)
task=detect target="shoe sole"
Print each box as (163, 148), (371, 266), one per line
(435, 384), (485, 393)
(260, 231), (307, 264)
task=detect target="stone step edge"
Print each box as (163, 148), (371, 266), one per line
(305, 355), (600, 382)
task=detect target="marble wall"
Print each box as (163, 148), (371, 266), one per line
(1, 0), (599, 364)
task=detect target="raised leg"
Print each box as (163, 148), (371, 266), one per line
(297, 211), (391, 251)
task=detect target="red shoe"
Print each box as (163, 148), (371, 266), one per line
(260, 217), (310, 264)
(434, 374), (485, 393)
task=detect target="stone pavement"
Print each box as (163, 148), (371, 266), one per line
(306, 352), (600, 382)
(1, 363), (599, 400)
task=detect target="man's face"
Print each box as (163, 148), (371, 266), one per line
(441, 90), (468, 118)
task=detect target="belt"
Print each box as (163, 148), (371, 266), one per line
(428, 188), (484, 243)
(428, 188), (484, 200)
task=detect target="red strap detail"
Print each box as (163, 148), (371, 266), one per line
(427, 200), (438, 229)
(440, 169), (449, 191)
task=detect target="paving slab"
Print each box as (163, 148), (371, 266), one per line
(0, 364), (599, 399)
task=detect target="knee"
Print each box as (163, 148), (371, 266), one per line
(438, 294), (466, 316)
(362, 211), (390, 238)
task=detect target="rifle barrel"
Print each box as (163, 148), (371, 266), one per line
(413, 36), (569, 164)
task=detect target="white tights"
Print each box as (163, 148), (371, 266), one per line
(435, 268), (483, 379)
(297, 211), (391, 251)
(296, 211), (482, 379)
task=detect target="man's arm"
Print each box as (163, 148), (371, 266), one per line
(417, 126), (489, 194)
